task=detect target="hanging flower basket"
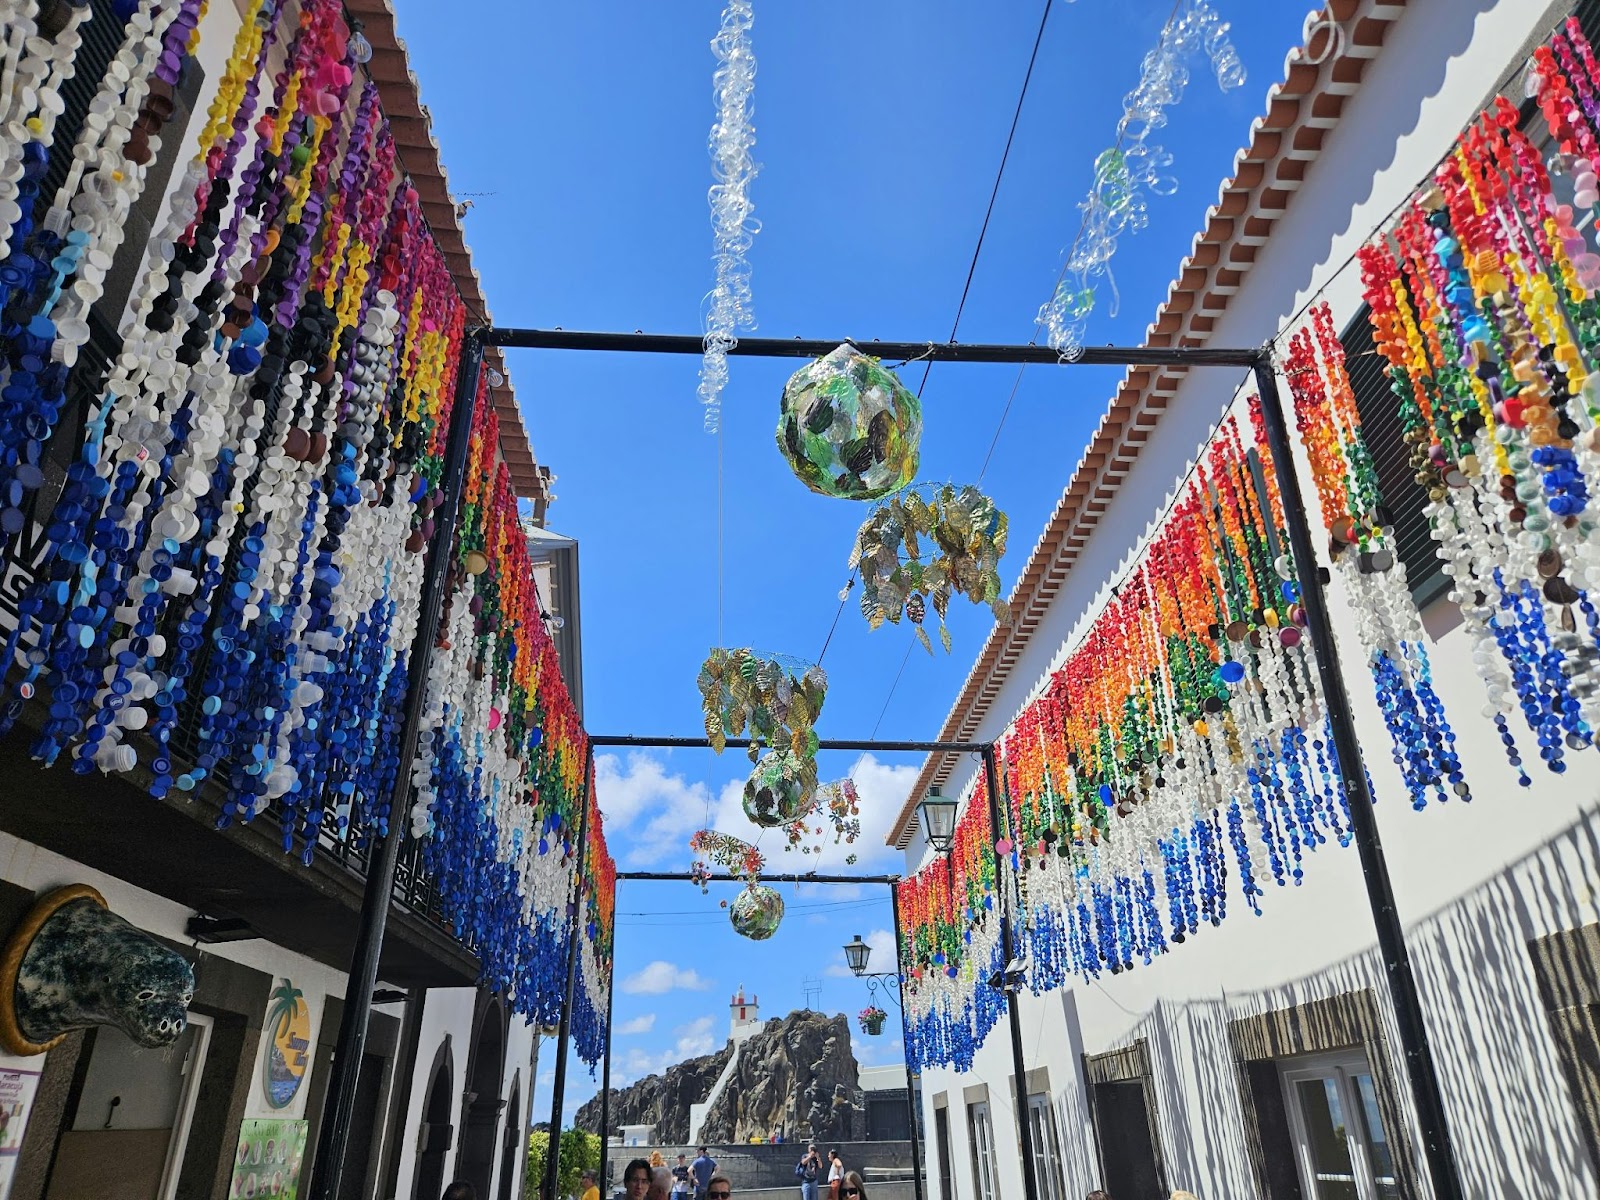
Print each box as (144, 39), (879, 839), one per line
(777, 345), (922, 500)
(743, 750), (818, 829)
(729, 883), (785, 940)
(851, 484), (1010, 652)
(698, 648), (828, 761)
(858, 1006), (888, 1036)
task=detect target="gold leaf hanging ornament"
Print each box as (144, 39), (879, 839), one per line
(852, 484), (1010, 651)
(777, 345), (922, 500)
(742, 750), (819, 829)
(697, 648), (829, 761)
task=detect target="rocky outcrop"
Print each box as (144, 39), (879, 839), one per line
(579, 1044), (734, 1144)
(578, 1010), (864, 1144)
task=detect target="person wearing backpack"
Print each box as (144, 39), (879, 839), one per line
(794, 1145), (824, 1200)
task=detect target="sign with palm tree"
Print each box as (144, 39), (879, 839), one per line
(264, 980), (311, 1109)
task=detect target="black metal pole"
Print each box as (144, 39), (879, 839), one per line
(484, 327), (1260, 369)
(980, 745), (1039, 1200)
(616, 870), (900, 885)
(887, 882), (925, 1200)
(588, 735), (989, 754)
(306, 332), (486, 1200)
(599, 910), (616, 1189)
(545, 740), (597, 1200)
(1251, 356), (1464, 1200)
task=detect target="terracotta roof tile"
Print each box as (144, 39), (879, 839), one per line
(888, 0), (1412, 848)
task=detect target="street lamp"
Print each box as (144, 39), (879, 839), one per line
(918, 787), (958, 853)
(843, 934), (872, 977)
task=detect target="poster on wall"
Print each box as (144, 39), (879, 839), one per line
(263, 980), (311, 1109)
(0, 1066), (40, 1199)
(229, 1118), (308, 1200)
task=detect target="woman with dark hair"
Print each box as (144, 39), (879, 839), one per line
(826, 1152), (843, 1200)
(839, 1171), (868, 1200)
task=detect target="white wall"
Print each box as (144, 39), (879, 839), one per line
(909, 2), (1597, 1199)
(391, 987), (538, 1200)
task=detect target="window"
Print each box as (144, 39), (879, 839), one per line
(1084, 1040), (1168, 1197)
(1281, 1051), (1401, 1200)
(1026, 1094), (1067, 1200)
(1341, 307), (1448, 607)
(934, 1104), (954, 1200)
(966, 1100), (996, 1200)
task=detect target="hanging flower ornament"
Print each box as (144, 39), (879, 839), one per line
(781, 778), (861, 859)
(742, 749), (818, 829)
(690, 828), (767, 884)
(852, 485), (1010, 652)
(777, 345), (922, 500)
(858, 1005), (888, 1036)
(729, 882), (785, 940)
(698, 648), (827, 761)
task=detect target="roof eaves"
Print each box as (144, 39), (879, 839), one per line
(347, 0), (546, 500)
(887, 0), (1411, 849)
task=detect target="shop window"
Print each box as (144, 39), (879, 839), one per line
(966, 1100), (997, 1200)
(933, 1101), (954, 1200)
(1026, 1094), (1067, 1200)
(1280, 1050), (1401, 1200)
(1083, 1039), (1167, 1199)
(1229, 991), (1419, 1200)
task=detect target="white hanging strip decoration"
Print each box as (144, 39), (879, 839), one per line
(1037, 0), (1245, 359)
(700, 0), (759, 433)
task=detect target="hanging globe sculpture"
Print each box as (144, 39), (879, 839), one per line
(778, 344), (922, 500)
(730, 884), (785, 940)
(742, 751), (817, 829)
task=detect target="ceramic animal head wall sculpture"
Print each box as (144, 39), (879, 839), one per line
(0, 885), (195, 1054)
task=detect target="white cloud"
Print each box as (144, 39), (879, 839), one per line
(594, 752), (746, 867)
(824, 928), (898, 978)
(616, 1016), (721, 1082)
(855, 1035), (906, 1067)
(616, 1013), (657, 1035)
(593, 751), (918, 872)
(621, 960), (713, 995)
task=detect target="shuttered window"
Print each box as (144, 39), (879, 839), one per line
(1341, 308), (1449, 607)
(37, 0), (127, 219)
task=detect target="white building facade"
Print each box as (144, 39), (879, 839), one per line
(892, 2), (1600, 1199)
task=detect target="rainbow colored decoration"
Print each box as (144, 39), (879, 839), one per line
(896, 777), (1004, 1073)
(897, 15), (1600, 1072)
(0, 0), (604, 1019)
(574, 770), (615, 1068)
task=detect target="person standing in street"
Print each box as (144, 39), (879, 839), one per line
(672, 1156), (691, 1200)
(795, 1144), (823, 1200)
(707, 1175), (733, 1200)
(580, 1170), (600, 1200)
(691, 1147), (718, 1200)
(840, 1171), (868, 1200)
(826, 1151), (843, 1200)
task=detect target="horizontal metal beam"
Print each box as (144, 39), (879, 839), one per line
(616, 870), (899, 885)
(481, 328), (1263, 369)
(588, 734), (990, 754)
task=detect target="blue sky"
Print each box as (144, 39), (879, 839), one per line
(396, 0), (1311, 1128)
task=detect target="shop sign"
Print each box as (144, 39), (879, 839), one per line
(263, 980), (311, 1109)
(0, 1066), (40, 1200)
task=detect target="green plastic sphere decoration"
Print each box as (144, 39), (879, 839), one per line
(730, 884), (785, 940)
(778, 344), (922, 500)
(742, 750), (817, 829)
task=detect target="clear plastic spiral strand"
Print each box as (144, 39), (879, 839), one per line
(700, 0), (759, 433)
(1038, 0), (1245, 358)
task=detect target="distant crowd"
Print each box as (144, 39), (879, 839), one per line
(602, 1145), (871, 1200)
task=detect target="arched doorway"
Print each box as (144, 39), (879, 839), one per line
(458, 997), (507, 1197)
(497, 1072), (522, 1200)
(413, 1037), (455, 1200)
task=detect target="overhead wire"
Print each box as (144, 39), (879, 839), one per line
(856, 0), (1056, 723)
